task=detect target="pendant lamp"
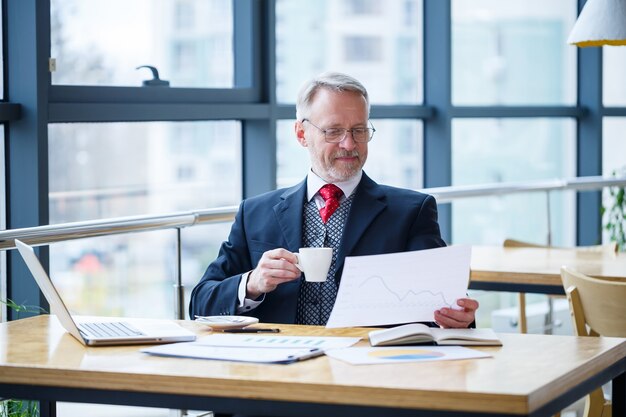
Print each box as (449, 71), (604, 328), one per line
(568, 0), (626, 47)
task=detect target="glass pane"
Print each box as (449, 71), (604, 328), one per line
(0, 126), (5, 231)
(0, 4), (3, 99)
(602, 117), (626, 247)
(51, 0), (233, 87)
(451, 118), (576, 246)
(603, 48), (626, 106)
(275, 0), (423, 104)
(0, 126), (5, 322)
(50, 232), (177, 319)
(48, 121), (242, 222)
(603, 118), (626, 175)
(452, 0), (576, 105)
(48, 222), (231, 320)
(276, 119), (423, 189)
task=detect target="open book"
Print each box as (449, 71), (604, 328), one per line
(368, 323), (502, 347)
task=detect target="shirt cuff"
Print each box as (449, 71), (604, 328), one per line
(236, 270), (264, 314)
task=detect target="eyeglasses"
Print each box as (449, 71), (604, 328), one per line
(302, 119), (375, 143)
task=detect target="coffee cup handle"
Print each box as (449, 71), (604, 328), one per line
(294, 253), (304, 272)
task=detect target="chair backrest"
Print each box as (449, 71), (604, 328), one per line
(503, 239), (618, 254)
(573, 241), (618, 255)
(503, 239), (546, 248)
(561, 266), (626, 337)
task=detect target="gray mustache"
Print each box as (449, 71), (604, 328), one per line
(333, 151), (360, 158)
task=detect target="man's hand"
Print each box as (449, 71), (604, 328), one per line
(434, 298), (479, 328)
(246, 248), (301, 299)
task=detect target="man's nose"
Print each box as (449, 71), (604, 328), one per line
(338, 131), (357, 150)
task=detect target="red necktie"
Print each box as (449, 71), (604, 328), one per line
(319, 183), (343, 223)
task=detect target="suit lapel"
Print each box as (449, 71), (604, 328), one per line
(272, 174), (386, 272)
(274, 178), (307, 252)
(337, 173), (386, 269)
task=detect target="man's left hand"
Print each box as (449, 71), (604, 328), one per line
(434, 298), (479, 328)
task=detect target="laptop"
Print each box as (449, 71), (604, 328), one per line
(15, 239), (196, 346)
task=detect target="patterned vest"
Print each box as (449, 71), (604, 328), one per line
(295, 193), (355, 325)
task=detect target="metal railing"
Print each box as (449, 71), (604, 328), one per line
(2, 175), (625, 319)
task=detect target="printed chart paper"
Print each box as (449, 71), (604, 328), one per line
(325, 345), (491, 365)
(326, 245), (471, 328)
(141, 334), (361, 364)
(194, 334), (361, 350)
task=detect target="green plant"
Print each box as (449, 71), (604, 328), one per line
(0, 300), (44, 417)
(601, 167), (626, 252)
(0, 400), (38, 417)
(0, 299), (46, 319)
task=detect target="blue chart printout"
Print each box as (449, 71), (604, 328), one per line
(141, 334), (361, 364)
(326, 245), (472, 328)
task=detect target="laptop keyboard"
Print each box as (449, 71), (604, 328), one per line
(79, 321), (145, 338)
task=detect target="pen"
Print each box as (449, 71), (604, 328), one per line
(223, 328), (280, 333)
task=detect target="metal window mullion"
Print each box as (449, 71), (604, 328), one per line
(451, 106), (586, 118)
(0, 103), (22, 121)
(48, 102), (271, 123)
(241, 0), (276, 198)
(6, 0), (51, 320)
(576, 0), (603, 246)
(423, 0), (452, 242)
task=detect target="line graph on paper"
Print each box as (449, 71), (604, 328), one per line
(358, 275), (456, 306)
(326, 245), (471, 328)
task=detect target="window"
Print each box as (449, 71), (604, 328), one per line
(452, 0), (577, 105)
(50, 0), (234, 88)
(174, 0), (195, 30)
(344, 0), (381, 16)
(604, 48), (626, 106)
(48, 122), (242, 223)
(602, 117), (626, 246)
(344, 36), (383, 62)
(451, 118), (576, 246)
(275, 0), (423, 104)
(0, 126), (5, 321)
(0, 3), (3, 99)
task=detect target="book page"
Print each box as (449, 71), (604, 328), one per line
(429, 328), (501, 345)
(327, 245), (471, 328)
(369, 323), (433, 346)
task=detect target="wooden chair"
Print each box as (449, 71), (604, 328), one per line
(502, 239), (617, 334)
(561, 266), (626, 417)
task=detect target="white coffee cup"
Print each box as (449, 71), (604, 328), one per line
(294, 247), (333, 282)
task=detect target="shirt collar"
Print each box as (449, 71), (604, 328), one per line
(306, 170), (362, 201)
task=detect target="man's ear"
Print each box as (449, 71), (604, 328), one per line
(295, 121), (307, 147)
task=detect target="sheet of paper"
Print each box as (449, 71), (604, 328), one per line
(325, 346), (490, 365)
(195, 334), (361, 350)
(142, 344), (323, 364)
(326, 245), (471, 328)
(141, 334), (361, 364)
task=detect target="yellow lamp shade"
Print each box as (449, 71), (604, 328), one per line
(568, 0), (626, 47)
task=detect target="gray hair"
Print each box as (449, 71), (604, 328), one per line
(295, 72), (370, 121)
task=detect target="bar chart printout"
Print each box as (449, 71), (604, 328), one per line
(326, 245), (471, 328)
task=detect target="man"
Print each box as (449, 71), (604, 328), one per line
(189, 72), (478, 328)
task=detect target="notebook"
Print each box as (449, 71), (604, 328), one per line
(15, 239), (196, 346)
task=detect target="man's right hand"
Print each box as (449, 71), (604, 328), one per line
(246, 248), (301, 300)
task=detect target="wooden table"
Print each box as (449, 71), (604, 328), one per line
(0, 316), (624, 417)
(469, 245), (626, 295)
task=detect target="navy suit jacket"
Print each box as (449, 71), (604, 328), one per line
(189, 173), (446, 324)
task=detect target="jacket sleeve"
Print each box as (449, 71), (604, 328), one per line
(188, 201), (253, 319)
(407, 194), (446, 250)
